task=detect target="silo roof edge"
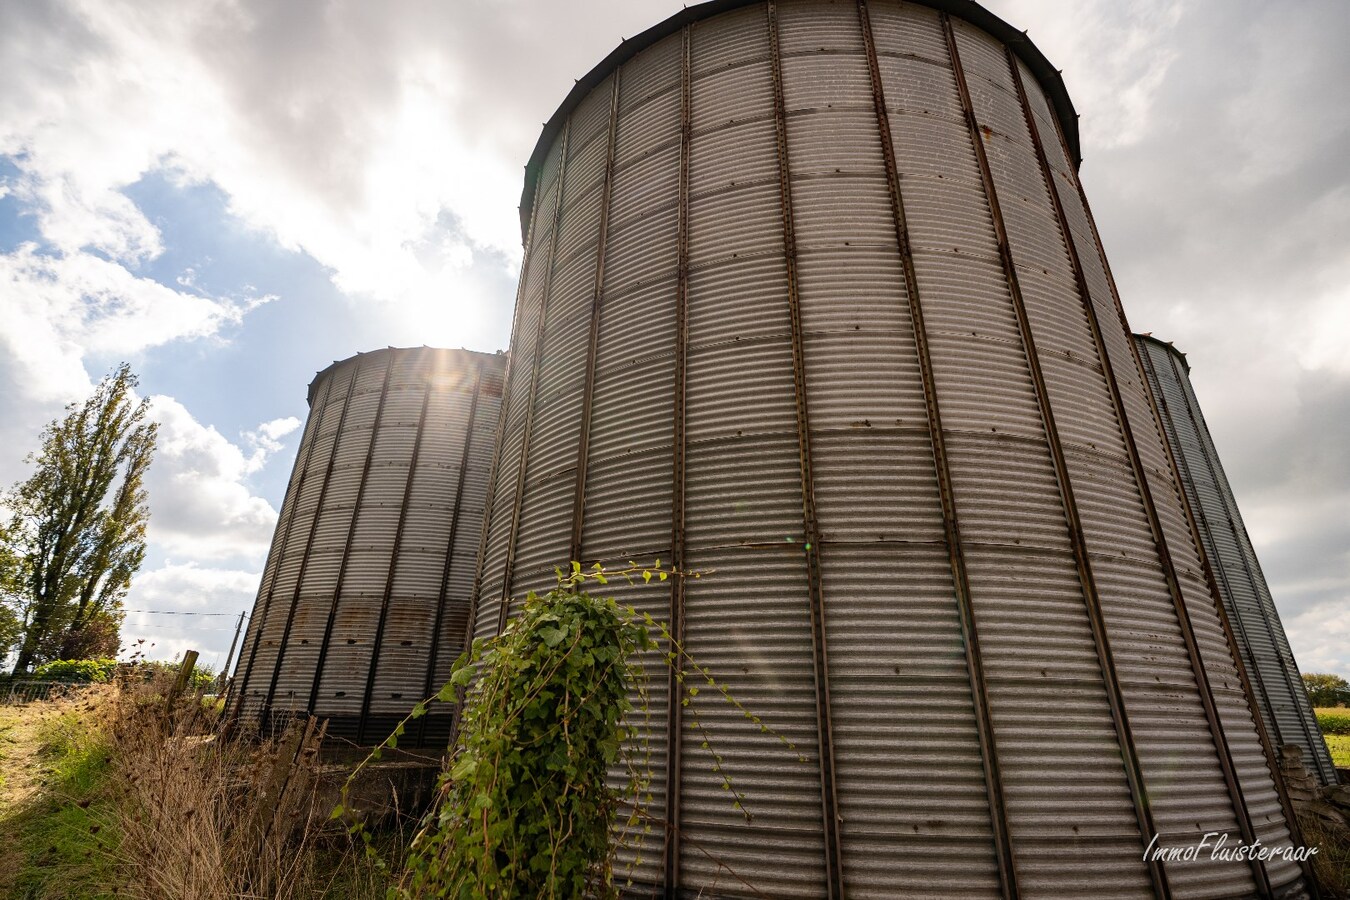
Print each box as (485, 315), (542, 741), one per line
(518, 0), (1081, 242)
(306, 346), (504, 406)
(1134, 332), (1191, 373)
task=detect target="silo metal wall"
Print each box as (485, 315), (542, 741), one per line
(1136, 334), (1337, 787)
(231, 347), (505, 747)
(473, 1), (1311, 896)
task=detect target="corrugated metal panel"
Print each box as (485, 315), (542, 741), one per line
(777, 0), (863, 54)
(691, 60), (773, 134)
(690, 5), (770, 77)
(232, 348), (504, 746)
(677, 546), (826, 899)
(867, 1), (949, 65)
(820, 544), (998, 899)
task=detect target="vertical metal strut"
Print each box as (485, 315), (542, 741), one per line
(356, 357), (435, 745)
(570, 71), (623, 563)
(496, 119), (574, 636)
(1025, 51), (1276, 899)
(766, 4), (843, 896)
(420, 357), (485, 747)
(990, 45), (1169, 898)
(662, 25), (692, 898)
(308, 355), (395, 725)
(231, 371), (338, 728)
(861, 6), (1018, 896)
(262, 362), (362, 728)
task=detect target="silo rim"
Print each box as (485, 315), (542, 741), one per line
(1134, 332), (1191, 373)
(305, 346), (504, 406)
(518, 0), (1082, 242)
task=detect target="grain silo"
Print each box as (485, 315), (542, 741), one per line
(230, 347), (505, 747)
(1136, 334), (1337, 788)
(471, 1), (1314, 896)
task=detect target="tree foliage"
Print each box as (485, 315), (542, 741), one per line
(2, 364), (157, 674)
(1304, 672), (1350, 708)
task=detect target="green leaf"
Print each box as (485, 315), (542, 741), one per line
(538, 626), (565, 648)
(410, 701), (428, 719)
(451, 665), (477, 687)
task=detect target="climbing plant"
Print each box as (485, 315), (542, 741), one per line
(335, 560), (801, 899)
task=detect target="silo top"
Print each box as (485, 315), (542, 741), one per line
(1135, 332), (1191, 373)
(518, 0), (1081, 240)
(305, 346), (504, 406)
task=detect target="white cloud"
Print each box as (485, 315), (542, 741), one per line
(120, 561), (260, 667)
(242, 415), (301, 474)
(0, 0), (527, 336)
(0, 242), (261, 405)
(145, 395), (281, 562)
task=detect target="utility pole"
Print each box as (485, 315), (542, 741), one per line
(218, 611), (246, 692)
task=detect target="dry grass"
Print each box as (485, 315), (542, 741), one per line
(105, 676), (396, 899)
(0, 674), (399, 899)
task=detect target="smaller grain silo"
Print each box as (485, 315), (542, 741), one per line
(229, 347), (505, 747)
(1137, 333), (1337, 786)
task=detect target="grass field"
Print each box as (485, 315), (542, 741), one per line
(1315, 708), (1350, 768)
(1323, 734), (1350, 768)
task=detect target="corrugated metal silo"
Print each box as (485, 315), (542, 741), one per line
(473, 1), (1313, 896)
(1136, 333), (1337, 787)
(231, 346), (505, 747)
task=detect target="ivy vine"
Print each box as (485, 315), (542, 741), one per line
(335, 560), (802, 899)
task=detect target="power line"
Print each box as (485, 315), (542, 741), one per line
(121, 609), (248, 618)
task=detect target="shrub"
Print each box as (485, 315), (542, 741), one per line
(393, 579), (655, 899)
(33, 657), (118, 683)
(1316, 708), (1350, 736)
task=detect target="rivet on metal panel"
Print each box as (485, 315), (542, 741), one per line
(1000, 46), (1168, 899)
(229, 370), (339, 729)
(496, 117), (574, 637)
(865, 6), (1019, 896)
(569, 70), (622, 563)
(261, 362), (362, 732)
(1028, 46), (1279, 900)
(309, 356), (395, 725)
(357, 362), (433, 745)
(420, 357), (485, 747)
(768, 4), (843, 897)
(662, 25), (692, 898)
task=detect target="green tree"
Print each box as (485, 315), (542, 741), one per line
(1304, 672), (1350, 708)
(0, 526), (24, 660)
(3, 364), (156, 674)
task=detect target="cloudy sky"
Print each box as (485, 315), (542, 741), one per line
(0, 0), (1345, 678)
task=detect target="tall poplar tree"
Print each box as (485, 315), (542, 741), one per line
(2, 364), (157, 674)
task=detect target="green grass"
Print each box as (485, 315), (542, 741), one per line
(1324, 734), (1350, 769)
(0, 706), (119, 900)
